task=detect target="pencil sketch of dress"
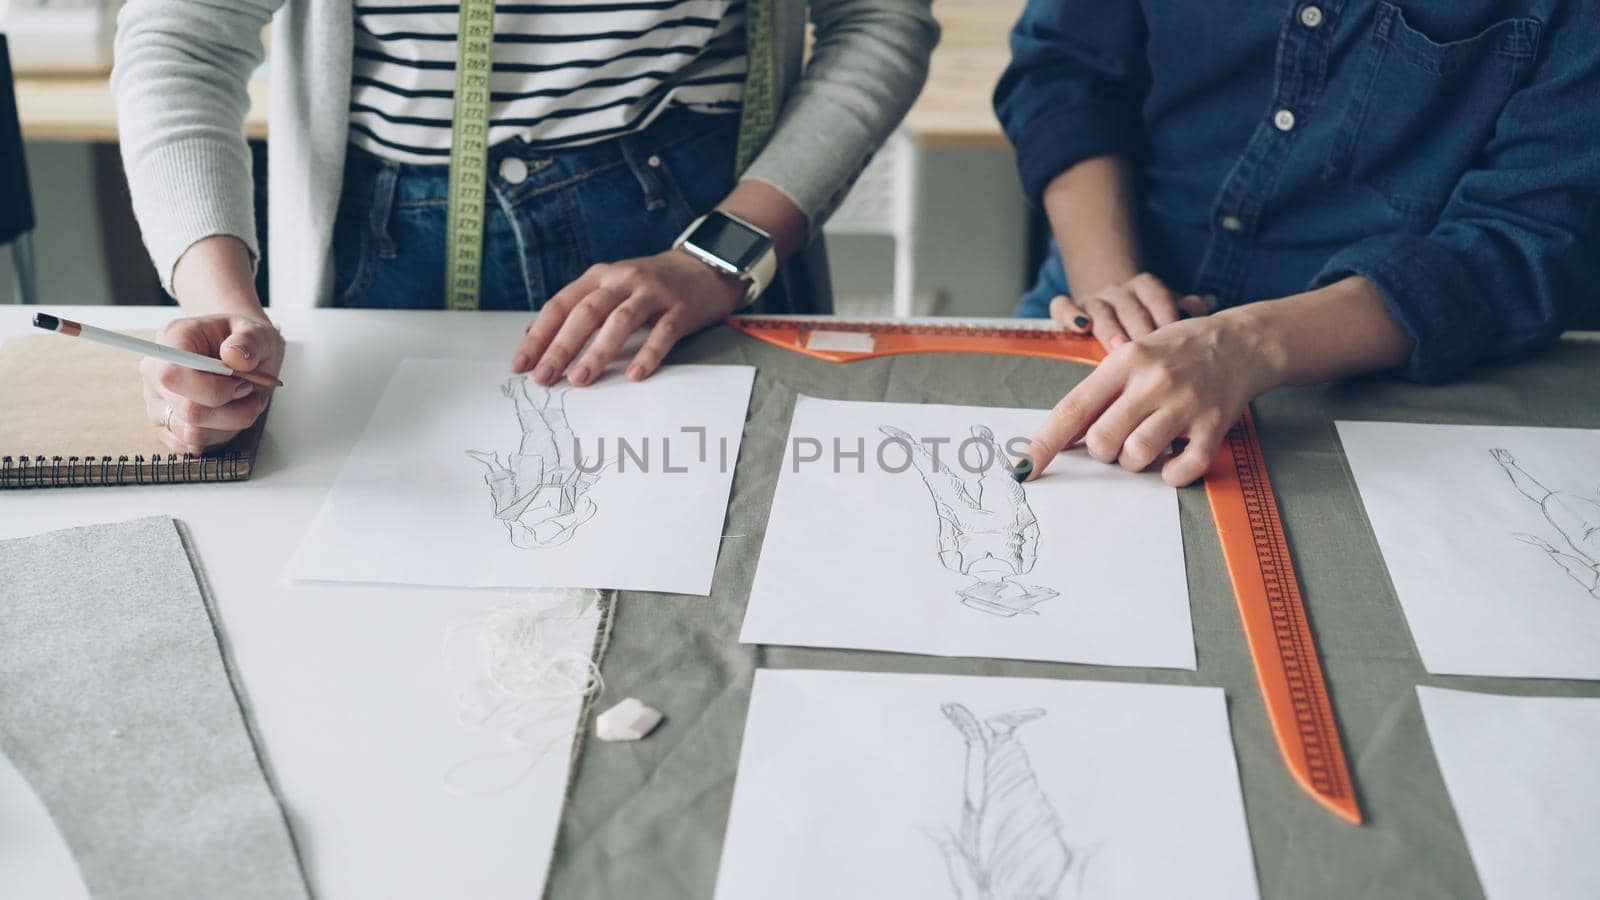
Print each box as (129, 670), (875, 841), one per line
(881, 425), (1059, 617)
(1492, 448), (1599, 598)
(933, 703), (1074, 900)
(467, 378), (600, 549)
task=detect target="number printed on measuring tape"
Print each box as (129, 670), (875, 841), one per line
(444, 0), (496, 310)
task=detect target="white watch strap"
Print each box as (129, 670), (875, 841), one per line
(745, 242), (778, 306)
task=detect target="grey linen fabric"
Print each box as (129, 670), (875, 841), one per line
(547, 328), (1600, 900)
(0, 516), (308, 900)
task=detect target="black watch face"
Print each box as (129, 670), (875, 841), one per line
(689, 214), (769, 272)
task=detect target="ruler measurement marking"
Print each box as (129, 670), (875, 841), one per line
(1233, 426), (1346, 798)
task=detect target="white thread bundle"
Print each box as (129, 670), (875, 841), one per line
(441, 588), (604, 796)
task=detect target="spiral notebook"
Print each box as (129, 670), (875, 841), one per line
(0, 331), (269, 488)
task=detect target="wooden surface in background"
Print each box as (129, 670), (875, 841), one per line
(17, 74), (268, 143)
(903, 0), (1018, 147)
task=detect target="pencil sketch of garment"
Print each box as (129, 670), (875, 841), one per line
(881, 425), (1059, 617)
(468, 378), (600, 548)
(935, 703), (1072, 900)
(1491, 448), (1599, 598)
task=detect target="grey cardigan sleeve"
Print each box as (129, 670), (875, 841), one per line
(110, 0), (281, 291)
(741, 0), (940, 230)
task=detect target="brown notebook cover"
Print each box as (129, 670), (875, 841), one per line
(0, 332), (269, 488)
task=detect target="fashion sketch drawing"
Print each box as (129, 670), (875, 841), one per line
(934, 703), (1074, 900)
(468, 377), (601, 549)
(1492, 448), (1599, 598)
(881, 425), (1059, 617)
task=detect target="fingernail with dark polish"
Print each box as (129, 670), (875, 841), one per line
(570, 365), (591, 385)
(1179, 310), (1192, 320)
(511, 353), (529, 372)
(1073, 316), (1090, 330)
(1170, 437), (1190, 455)
(1010, 456), (1034, 483)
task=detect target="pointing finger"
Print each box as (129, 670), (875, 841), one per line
(1021, 365), (1124, 480)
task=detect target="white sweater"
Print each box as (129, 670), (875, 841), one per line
(111, 0), (938, 310)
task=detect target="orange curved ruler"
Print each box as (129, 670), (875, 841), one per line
(727, 313), (1361, 824)
(1203, 408), (1361, 824)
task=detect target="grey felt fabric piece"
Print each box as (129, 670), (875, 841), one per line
(546, 327), (1600, 900)
(0, 516), (308, 900)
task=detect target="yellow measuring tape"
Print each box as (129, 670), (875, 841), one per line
(734, 0), (777, 173)
(446, 0), (777, 309)
(444, 0), (495, 310)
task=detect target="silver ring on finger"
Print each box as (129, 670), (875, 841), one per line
(162, 405), (175, 432)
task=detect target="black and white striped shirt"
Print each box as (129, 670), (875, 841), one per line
(349, 1), (747, 164)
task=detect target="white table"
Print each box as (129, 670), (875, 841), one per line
(0, 307), (576, 899)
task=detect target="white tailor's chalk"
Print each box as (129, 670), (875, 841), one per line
(595, 697), (663, 742)
(804, 330), (876, 353)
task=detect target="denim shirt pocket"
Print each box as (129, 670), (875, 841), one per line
(1322, 2), (1542, 222)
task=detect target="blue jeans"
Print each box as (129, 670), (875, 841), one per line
(1016, 240), (1068, 319)
(332, 109), (738, 310)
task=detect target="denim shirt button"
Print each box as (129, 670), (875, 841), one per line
(647, 155), (663, 168)
(1273, 109), (1297, 132)
(499, 156), (530, 185)
(1299, 5), (1323, 28)
(1220, 214), (1244, 232)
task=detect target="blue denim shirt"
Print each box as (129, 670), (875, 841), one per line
(995, 0), (1600, 382)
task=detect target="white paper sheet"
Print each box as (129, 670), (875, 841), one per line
(1337, 422), (1600, 678)
(436, 590), (602, 898)
(291, 360), (754, 594)
(740, 396), (1194, 667)
(715, 669), (1259, 900)
(1417, 686), (1600, 900)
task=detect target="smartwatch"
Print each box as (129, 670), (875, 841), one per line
(673, 210), (778, 307)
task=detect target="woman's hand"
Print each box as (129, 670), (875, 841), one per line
(510, 180), (807, 387)
(1049, 272), (1210, 351)
(140, 314), (282, 455)
(511, 249), (746, 387)
(1020, 309), (1285, 487)
(1020, 277), (1414, 487)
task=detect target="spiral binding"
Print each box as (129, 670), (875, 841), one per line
(0, 451), (247, 489)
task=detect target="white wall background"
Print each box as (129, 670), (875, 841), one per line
(826, 144), (1031, 318)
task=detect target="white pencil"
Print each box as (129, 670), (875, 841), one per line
(32, 312), (284, 388)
